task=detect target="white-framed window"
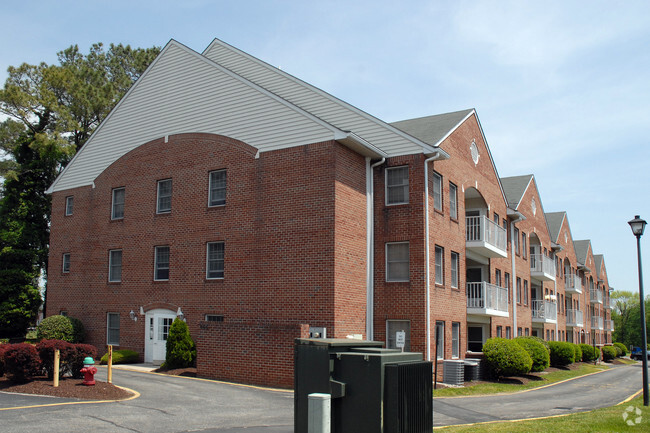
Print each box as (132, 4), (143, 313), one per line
(111, 188), (125, 219)
(522, 232), (527, 259)
(450, 251), (459, 288)
(506, 326), (512, 339)
(523, 279), (529, 305)
(495, 269), (502, 287)
(432, 171), (442, 211)
(496, 325), (502, 338)
(386, 166), (409, 205)
(157, 179), (172, 213)
(516, 277), (522, 304)
(435, 245), (444, 285)
(452, 322), (460, 358)
(109, 249), (122, 282)
(435, 321), (445, 359)
(514, 227), (520, 255)
(208, 170), (227, 207)
(449, 182), (457, 219)
(205, 314), (224, 322)
(386, 320), (411, 351)
(107, 313), (120, 345)
(62, 253), (71, 273)
(65, 196), (74, 216)
(386, 242), (409, 282)
(206, 242), (225, 279)
(154, 246), (170, 281)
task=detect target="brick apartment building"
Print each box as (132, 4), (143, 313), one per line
(45, 39), (613, 388)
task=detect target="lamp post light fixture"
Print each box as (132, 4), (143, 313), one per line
(628, 215), (648, 406)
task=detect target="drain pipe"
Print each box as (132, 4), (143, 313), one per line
(507, 209), (525, 336)
(366, 157), (385, 341)
(424, 151), (447, 361)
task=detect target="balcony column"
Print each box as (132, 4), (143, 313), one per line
(508, 210), (525, 335)
(554, 279), (558, 340)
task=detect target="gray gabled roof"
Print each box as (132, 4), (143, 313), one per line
(594, 254), (605, 277)
(500, 175), (534, 209)
(545, 212), (566, 244)
(389, 109), (475, 147)
(574, 240), (592, 268)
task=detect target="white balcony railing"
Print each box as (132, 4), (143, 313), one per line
(590, 289), (603, 304)
(532, 300), (557, 323)
(564, 273), (582, 294)
(466, 215), (508, 257)
(605, 319), (614, 331)
(466, 282), (509, 316)
(591, 316), (604, 330)
(530, 253), (556, 281)
(566, 309), (584, 327)
(604, 297), (611, 310)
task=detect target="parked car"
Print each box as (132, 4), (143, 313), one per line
(631, 347), (650, 360)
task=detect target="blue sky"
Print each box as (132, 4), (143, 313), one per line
(2, 0), (649, 295)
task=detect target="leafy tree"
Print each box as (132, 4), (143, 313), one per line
(0, 43), (160, 338)
(612, 290), (650, 349)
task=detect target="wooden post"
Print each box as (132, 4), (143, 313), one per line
(107, 345), (113, 384)
(53, 349), (60, 388)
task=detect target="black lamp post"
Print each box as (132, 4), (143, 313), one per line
(628, 215), (648, 406)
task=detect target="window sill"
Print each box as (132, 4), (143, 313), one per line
(434, 208), (444, 216)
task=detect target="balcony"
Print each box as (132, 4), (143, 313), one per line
(532, 300), (557, 324)
(566, 309), (584, 328)
(604, 298), (612, 310)
(530, 254), (556, 282)
(605, 319), (614, 332)
(466, 216), (508, 259)
(564, 274), (582, 295)
(591, 315), (604, 330)
(590, 289), (603, 305)
(466, 282), (509, 317)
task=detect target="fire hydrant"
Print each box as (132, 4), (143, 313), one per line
(80, 357), (97, 386)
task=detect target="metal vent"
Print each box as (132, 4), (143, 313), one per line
(384, 361), (433, 433)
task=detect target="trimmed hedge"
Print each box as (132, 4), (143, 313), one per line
(68, 317), (86, 343)
(613, 342), (627, 356)
(164, 318), (196, 369)
(69, 344), (98, 378)
(549, 341), (575, 367)
(36, 339), (74, 379)
(580, 344), (599, 362)
(515, 337), (550, 372)
(37, 315), (74, 342)
(3, 343), (41, 383)
(0, 344), (6, 377)
(573, 343), (583, 364)
(100, 349), (139, 365)
(483, 337), (532, 378)
(602, 346), (616, 362)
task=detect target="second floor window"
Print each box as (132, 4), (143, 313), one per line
(432, 172), (442, 211)
(209, 170), (227, 207)
(206, 242), (225, 279)
(450, 251), (459, 288)
(449, 182), (458, 219)
(157, 179), (172, 213)
(154, 246), (170, 280)
(65, 196), (74, 216)
(386, 242), (409, 282)
(386, 166), (409, 205)
(112, 188), (125, 219)
(62, 253), (71, 273)
(109, 249), (122, 282)
(435, 245), (444, 285)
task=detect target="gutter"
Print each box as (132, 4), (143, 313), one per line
(366, 157), (385, 340)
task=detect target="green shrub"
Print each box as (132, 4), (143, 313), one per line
(515, 336), (550, 372)
(37, 315), (74, 342)
(483, 337), (532, 378)
(549, 341), (575, 367)
(100, 349), (140, 365)
(0, 344), (6, 377)
(573, 343), (582, 363)
(580, 344), (599, 362)
(68, 317), (86, 343)
(613, 342), (627, 356)
(3, 343), (41, 383)
(602, 346), (616, 362)
(164, 318), (196, 369)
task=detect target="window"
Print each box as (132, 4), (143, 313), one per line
(111, 188), (125, 219)
(435, 245), (444, 285)
(205, 314), (224, 322)
(450, 251), (459, 288)
(386, 166), (409, 205)
(386, 242), (409, 282)
(496, 326), (502, 338)
(516, 277), (522, 304)
(432, 172), (442, 211)
(387, 320), (411, 351)
(449, 182), (458, 219)
(206, 242), (225, 279)
(522, 232), (527, 259)
(107, 313), (120, 345)
(157, 179), (172, 213)
(523, 280), (529, 305)
(209, 170), (227, 207)
(452, 322), (460, 358)
(505, 272), (511, 298)
(506, 326), (512, 339)
(525, 328), (530, 336)
(62, 253), (71, 273)
(108, 250), (122, 282)
(435, 321), (444, 359)
(495, 269), (501, 287)
(65, 196), (74, 216)
(493, 213), (500, 225)
(154, 246), (170, 280)
(514, 227), (520, 255)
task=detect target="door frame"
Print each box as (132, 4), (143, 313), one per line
(144, 308), (176, 364)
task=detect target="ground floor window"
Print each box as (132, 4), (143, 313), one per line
(386, 320), (411, 351)
(452, 322), (460, 358)
(435, 321), (445, 359)
(107, 313), (120, 345)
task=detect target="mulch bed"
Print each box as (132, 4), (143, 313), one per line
(152, 366), (197, 377)
(0, 375), (133, 400)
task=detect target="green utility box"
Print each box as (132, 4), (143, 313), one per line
(294, 338), (432, 433)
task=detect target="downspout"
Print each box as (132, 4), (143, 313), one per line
(424, 151), (446, 361)
(507, 210), (525, 337)
(366, 157), (385, 341)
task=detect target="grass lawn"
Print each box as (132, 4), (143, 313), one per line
(433, 363), (610, 397)
(435, 394), (649, 432)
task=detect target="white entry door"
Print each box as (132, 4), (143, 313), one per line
(144, 309), (176, 364)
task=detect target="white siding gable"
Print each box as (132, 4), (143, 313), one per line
(202, 39), (436, 158)
(48, 41), (346, 193)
